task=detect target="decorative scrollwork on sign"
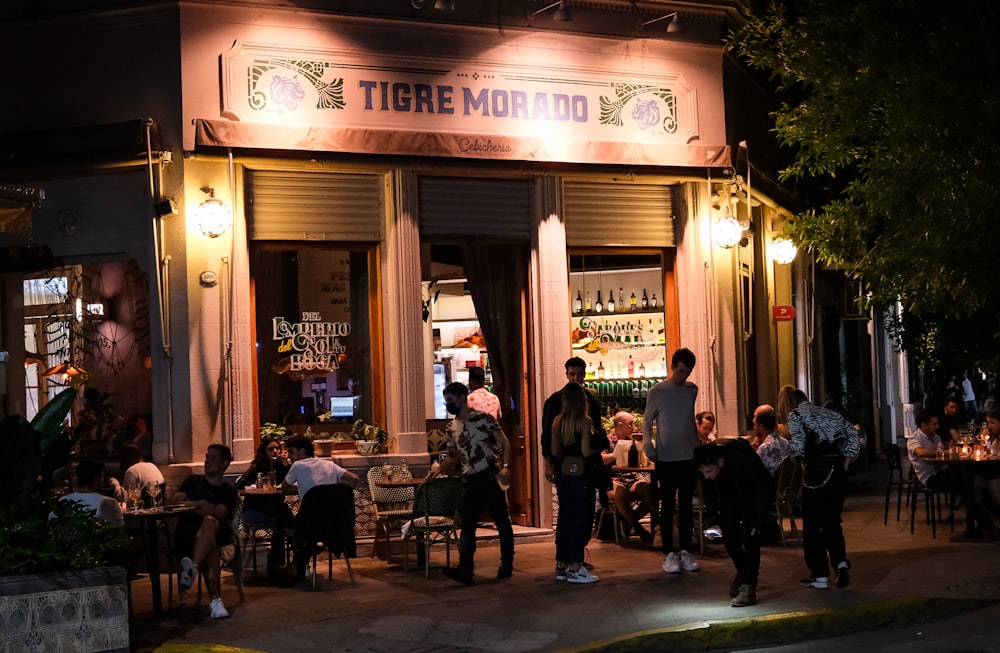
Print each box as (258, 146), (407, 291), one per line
(599, 83), (677, 134)
(248, 58), (345, 112)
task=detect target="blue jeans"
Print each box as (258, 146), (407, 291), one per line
(457, 467), (514, 572)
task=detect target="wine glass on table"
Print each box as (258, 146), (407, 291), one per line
(126, 482), (142, 512)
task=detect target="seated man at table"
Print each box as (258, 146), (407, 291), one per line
(605, 411), (653, 543)
(907, 409), (964, 497)
(939, 398), (962, 446)
(282, 436), (360, 582)
(171, 444), (238, 619)
(54, 459), (124, 527)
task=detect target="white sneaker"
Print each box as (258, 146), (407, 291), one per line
(679, 550), (700, 572)
(566, 566), (599, 584)
(209, 597), (229, 619)
(662, 552), (681, 574)
(178, 557), (198, 593)
(703, 525), (723, 541)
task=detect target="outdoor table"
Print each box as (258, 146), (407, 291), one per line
(611, 465), (655, 474)
(124, 503), (197, 620)
(926, 454), (1000, 541)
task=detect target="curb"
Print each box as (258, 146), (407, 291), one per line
(560, 597), (996, 653)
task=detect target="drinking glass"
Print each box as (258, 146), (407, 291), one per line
(147, 483), (161, 507)
(126, 483), (142, 511)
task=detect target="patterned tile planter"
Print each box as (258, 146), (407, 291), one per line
(0, 566), (128, 653)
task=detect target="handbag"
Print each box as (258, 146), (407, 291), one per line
(560, 456), (585, 476)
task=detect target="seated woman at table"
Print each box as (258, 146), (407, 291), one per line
(236, 438), (294, 576)
(980, 408), (1000, 521)
(605, 411), (654, 543)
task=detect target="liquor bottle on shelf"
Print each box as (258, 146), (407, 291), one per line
(586, 291), (592, 312)
(638, 361), (645, 378)
(627, 356), (635, 378)
(630, 290), (637, 311)
(618, 288), (625, 312)
(641, 289), (649, 310)
(651, 293), (658, 308)
(607, 289), (615, 313)
(574, 291), (583, 314)
(595, 290), (603, 313)
(597, 360), (605, 378)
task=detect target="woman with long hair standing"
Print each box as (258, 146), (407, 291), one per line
(551, 382), (600, 584)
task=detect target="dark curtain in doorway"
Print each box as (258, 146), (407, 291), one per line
(461, 243), (527, 424)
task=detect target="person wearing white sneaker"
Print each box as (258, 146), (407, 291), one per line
(694, 439), (774, 602)
(661, 551), (681, 574)
(209, 596), (229, 618)
(643, 348), (701, 575)
(781, 386), (860, 595)
(171, 444), (238, 616)
(565, 564), (599, 584)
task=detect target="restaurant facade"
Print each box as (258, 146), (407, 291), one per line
(0, 0), (837, 528)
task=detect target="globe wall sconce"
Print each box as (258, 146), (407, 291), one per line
(771, 236), (798, 264)
(713, 207), (743, 249)
(529, 1), (572, 21)
(195, 187), (232, 238)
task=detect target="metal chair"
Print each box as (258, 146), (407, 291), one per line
(367, 466), (415, 563)
(294, 483), (356, 587)
(908, 470), (956, 538)
(402, 477), (462, 578)
(884, 443), (918, 524)
(774, 458), (803, 545)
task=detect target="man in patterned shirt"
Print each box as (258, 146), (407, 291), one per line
(439, 381), (514, 585)
(782, 386), (860, 590)
(754, 407), (791, 475)
(466, 365), (502, 420)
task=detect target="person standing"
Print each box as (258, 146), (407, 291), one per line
(694, 439), (774, 607)
(643, 347), (701, 575)
(439, 382), (514, 585)
(547, 382), (601, 583)
(961, 372), (978, 419)
(541, 356), (609, 574)
(466, 365), (502, 421)
(780, 385), (860, 590)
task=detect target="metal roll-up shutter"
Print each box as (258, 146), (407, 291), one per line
(247, 170), (382, 241)
(564, 181), (675, 247)
(418, 176), (531, 238)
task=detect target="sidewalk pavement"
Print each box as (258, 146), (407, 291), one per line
(132, 471), (1000, 653)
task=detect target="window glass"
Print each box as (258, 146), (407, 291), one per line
(252, 246), (374, 432)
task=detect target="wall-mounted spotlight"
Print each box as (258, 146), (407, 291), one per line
(195, 187), (232, 238)
(154, 197), (177, 218)
(641, 11), (684, 32)
(411, 0), (455, 9)
(771, 236), (798, 264)
(529, 1), (572, 22)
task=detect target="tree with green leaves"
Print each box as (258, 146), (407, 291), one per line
(729, 0), (1000, 367)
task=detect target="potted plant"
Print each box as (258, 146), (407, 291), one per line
(351, 419), (389, 455)
(0, 387), (130, 652)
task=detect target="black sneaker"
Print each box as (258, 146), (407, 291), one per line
(835, 564), (850, 588)
(634, 524), (653, 544)
(496, 565), (513, 580)
(442, 566), (474, 585)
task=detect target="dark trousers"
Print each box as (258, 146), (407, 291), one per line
(457, 468), (514, 572)
(801, 464), (849, 579)
(655, 459), (697, 553)
(719, 509), (760, 588)
(555, 474), (590, 564)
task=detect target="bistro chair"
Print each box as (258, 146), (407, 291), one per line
(367, 466), (415, 563)
(293, 483), (356, 587)
(908, 470), (956, 539)
(884, 443), (918, 524)
(774, 458), (803, 545)
(593, 496), (624, 545)
(402, 477), (462, 578)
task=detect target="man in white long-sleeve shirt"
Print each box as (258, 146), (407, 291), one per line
(643, 347), (701, 575)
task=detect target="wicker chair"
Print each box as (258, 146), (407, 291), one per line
(367, 466), (415, 563)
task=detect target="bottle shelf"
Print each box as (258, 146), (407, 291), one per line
(571, 308), (662, 319)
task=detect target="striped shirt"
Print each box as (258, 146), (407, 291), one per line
(787, 402), (861, 460)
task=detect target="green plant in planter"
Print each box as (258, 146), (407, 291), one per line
(351, 419), (390, 453)
(260, 421), (290, 442)
(0, 388), (128, 576)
